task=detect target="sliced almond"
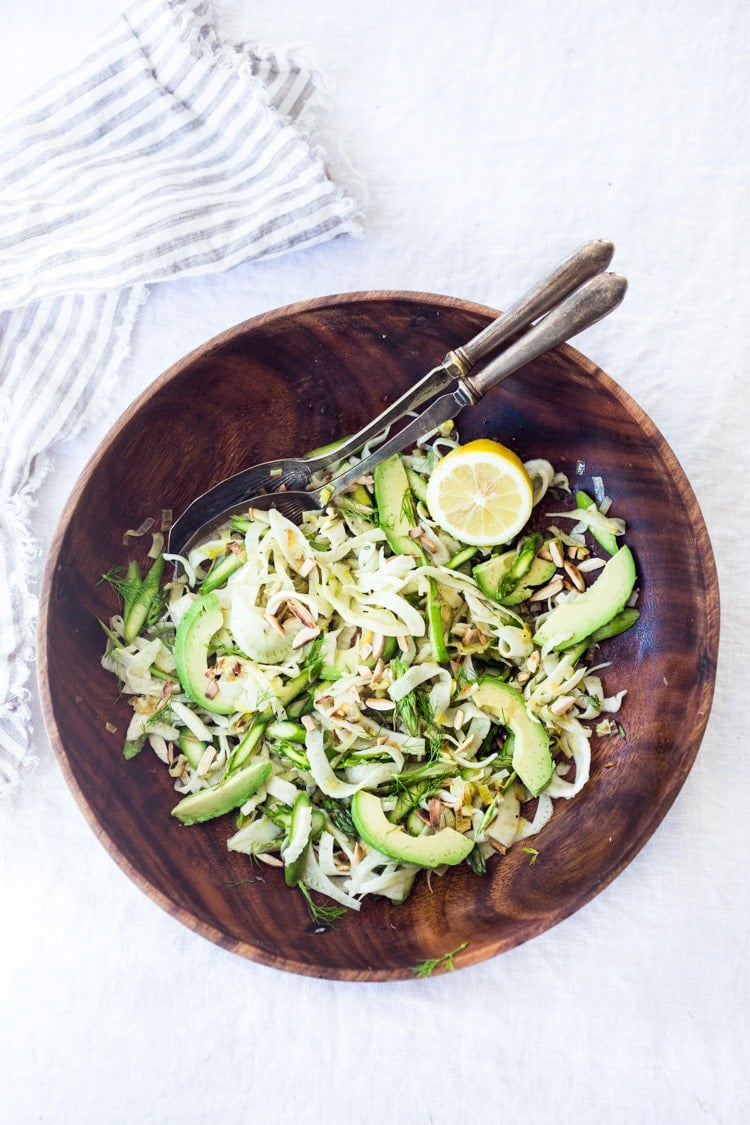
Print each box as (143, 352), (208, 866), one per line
(365, 697), (395, 711)
(288, 598), (316, 628)
(529, 577), (564, 601)
(563, 560), (586, 592)
(256, 853), (284, 868)
(549, 539), (565, 568)
(292, 626), (321, 650)
(264, 612), (286, 637)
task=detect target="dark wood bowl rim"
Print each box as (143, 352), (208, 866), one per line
(37, 289), (720, 980)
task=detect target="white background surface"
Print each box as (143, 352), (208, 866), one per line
(2, 2), (748, 1123)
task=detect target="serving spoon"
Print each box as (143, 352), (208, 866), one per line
(170, 269), (626, 552)
(168, 239), (615, 554)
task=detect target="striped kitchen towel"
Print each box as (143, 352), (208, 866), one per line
(0, 0), (362, 801)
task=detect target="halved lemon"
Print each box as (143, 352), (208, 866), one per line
(425, 438), (534, 546)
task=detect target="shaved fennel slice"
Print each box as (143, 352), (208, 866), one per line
(347, 848), (418, 900)
(280, 803), (312, 865)
(301, 846), (361, 911)
(544, 727), (591, 798)
(523, 458), (555, 505)
(306, 728), (388, 798)
(515, 792), (554, 839)
(266, 774), (301, 806)
(547, 504), (625, 539)
(227, 817), (283, 855)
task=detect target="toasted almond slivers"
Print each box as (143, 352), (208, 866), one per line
(256, 854), (284, 867)
(365, 697), (395, 711)
(563, 561), (586, 592)
(298, 557), (315, 578)
(370, 657), (385, 683)
(301, 714), (317, 731)
(549, 539), (565, 568)
(292, 626), (321, 650)
(568, 544), (589, 560)
(529, 577), (564, 602)
(264, 612), (286, 637)
(577, 556), (607, 573)
(288, 598), (316, 628)
(197, 747), (217, 777)
(370, 633), (386, 662)
(265, 591), (286, 616)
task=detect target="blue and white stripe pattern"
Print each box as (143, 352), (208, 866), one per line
(0, 0), (361, 799)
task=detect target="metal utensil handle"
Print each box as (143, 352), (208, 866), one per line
(303, 362), (454, 472)
(306, 239), (615, 471)
(462, 272), (627, 402)
(447, 238), (615, 376)
(324, 272), (627, 500)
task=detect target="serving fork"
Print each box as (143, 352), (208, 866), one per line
(168, 240), (624, 554)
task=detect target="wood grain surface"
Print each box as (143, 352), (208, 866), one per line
(37, 291), (720, 980)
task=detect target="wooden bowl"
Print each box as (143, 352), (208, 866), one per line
(38, 292), (719, 980)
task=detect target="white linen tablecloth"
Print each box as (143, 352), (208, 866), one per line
(1, 2), (747, 1123)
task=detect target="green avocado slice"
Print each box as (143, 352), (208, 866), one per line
(373, 454), (448, 662)
(473, 552), (556, 605)
(170, 759), (272, 825)
(351, 790), (473, 868)
(174, 592), (235, 715)
(533, 545), (637, 652)
(473, 678), (553, 796)
(373, 454), (423, 558)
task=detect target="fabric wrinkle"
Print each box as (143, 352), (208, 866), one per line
(0, 0), (364, 804)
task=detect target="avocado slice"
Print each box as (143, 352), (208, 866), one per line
(171, 759), (272, 825)
(533, 545), (637, 652)
(351, 790), (474, 868)
(473, 552), (556, 605)
(174, 593), (235, 715)
(373, 454), (448, 661)
(502, 558), (557, 605)
(177, 730), (205, 770)
(473, 679), (553, 796)
(282, 791), (313, 887)
(374, 454), (423, 558)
